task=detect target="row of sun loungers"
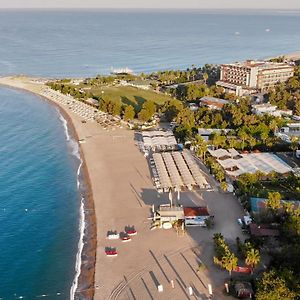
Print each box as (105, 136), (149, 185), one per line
(151, 151), (209, 191)
(161, 152), (184, 188)
(172, 152), (195, 188)
(152, 154), (172, 191)
(182, 150), (208, 189)
(40, 88), (96, 122)
(142, 130), (177, 151)
(40, 88), (121, 128)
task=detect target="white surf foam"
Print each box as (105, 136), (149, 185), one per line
(58, 111), (86, 300)
(59, 113), (70, 142)
(70, 160), (85, 300)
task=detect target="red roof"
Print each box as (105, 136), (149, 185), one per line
(183, 207), (209, 217)
(249, 223), (280, 237)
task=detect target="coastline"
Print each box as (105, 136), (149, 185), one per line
(57, 105), (96, 300)
(0, 75), (247, 300)
(0, 78), (96, 300)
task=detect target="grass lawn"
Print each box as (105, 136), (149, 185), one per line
(89, 86), (178, 111)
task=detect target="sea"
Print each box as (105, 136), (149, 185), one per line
(0, 9), (300, 299)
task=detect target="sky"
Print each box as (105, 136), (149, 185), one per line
(0, 0), (300, 9)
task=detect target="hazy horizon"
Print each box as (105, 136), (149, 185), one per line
(0, 0), (300, 9)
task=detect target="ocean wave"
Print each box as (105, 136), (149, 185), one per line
(58, 111), (85, 299)
(58, 112), (81, 160)
(70, 160), (85, 300)
(59, 113), (70, 142)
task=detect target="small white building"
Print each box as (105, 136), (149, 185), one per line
(198, 128), (232, 142)
(199, 96), (229, 110)
(279, 123), (300, 137)
(252, 103), (292, 117)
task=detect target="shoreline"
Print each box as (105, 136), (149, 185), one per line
(56, 105), (96, 300)
(0, 79), (96, 300)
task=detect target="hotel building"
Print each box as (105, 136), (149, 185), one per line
(217, 60), (294, 95)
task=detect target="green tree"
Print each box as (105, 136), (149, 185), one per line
(256, 270), (296, 300)
(266, 192), (282, 210)
(238, 129), (248, 150)
(138, 101), (156, 122)
(215, 168), (225, 182)
(175, 108), (195, 128)
(220, 181), (228, 192)
(174, 124), (192, 143)
(123, 105), (135, 121)
(210, 132), (223, 149)
(290, 136), (299, 156)
(203, 73), (209, 85)
(193, 136), (208, 160)
(245, 248), (260, 273)
(294, 99), (300, 116)
(214, 250), (238, 276)
(111, 101), (121, 116)
(284, 208), (300, 236)
(248, 136), (257, 150)
(162, 100), (183, 122)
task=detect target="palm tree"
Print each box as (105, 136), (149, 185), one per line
(290, 136), (299, 156)
(248, 136), (257, 150)
(238, 130), (248, 150)
(215, 169), (225, 182)
(203, 73), (209, 85)
(222, 251), (238, 276)
(245, 248), (260, 273)
(211, 132), (223, 149)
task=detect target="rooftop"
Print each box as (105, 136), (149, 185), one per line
(223, 60), (293, 70)
(142, 130), (177, 149)
(199, 97), (229, 109)
(208, 148), (240, 159)
(183, 207), (210, 217)
(249, 223), (280, 237)
(198, 128), (232, 136)
(215, 151), (293, 177)
(152, 150), (208, 190)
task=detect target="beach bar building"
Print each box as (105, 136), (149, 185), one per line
(153, 205), (184, 228)
(183, 207), (210, 226)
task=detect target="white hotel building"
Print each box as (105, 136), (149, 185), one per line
(217, 60), (294, 95)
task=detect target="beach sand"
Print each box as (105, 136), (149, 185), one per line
(268, 50), (300, 61)
(0, 76), (242, 300)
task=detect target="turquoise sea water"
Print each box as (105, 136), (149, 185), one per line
(0, 88), (80, 299)
(0, 9), (300, 299)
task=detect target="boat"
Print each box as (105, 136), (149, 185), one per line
(111, 67), (133, 75)
(126, 229), (137, 236)
(105, 249), (118, 257)
(121, 235), (131, 242)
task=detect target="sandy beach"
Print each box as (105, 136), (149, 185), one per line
(0, 76), (245, 300)
(285, 51), (300, 61)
